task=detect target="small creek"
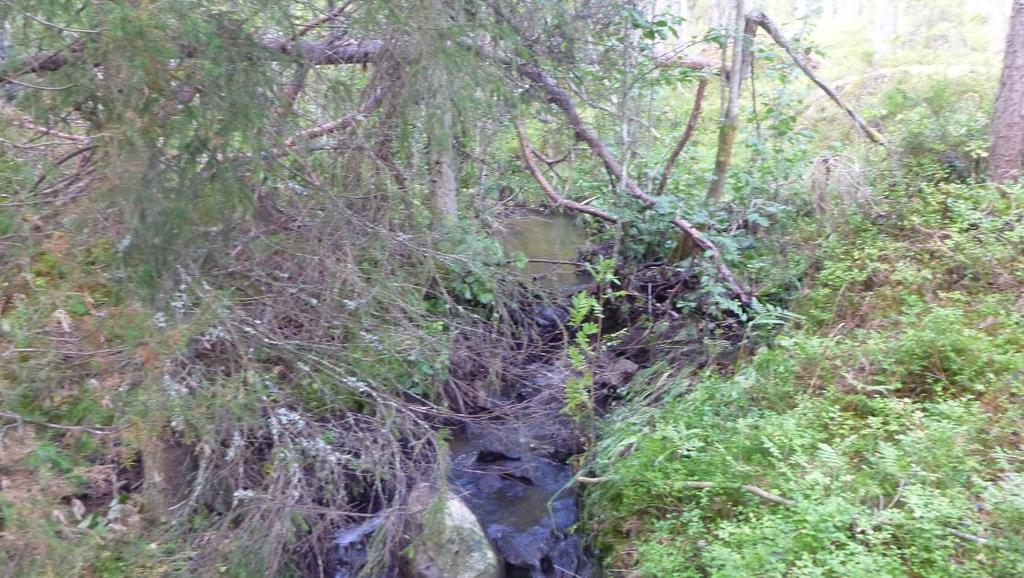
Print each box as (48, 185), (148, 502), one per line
(499, 210), (590, 291)
(447, 363), (587, 577)
(331, 210), (593, 578)
(444, 210), (591, 577)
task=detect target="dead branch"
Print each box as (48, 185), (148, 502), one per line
(680, 480), (796, 506)
(0, 103), (88, 142)
(261, 36), (384, 65)
(0, 410), (127, 436)
(516, 62), (751, 307)
(748, 10), (885, 146)
(515, 121), (619, 224)
(11, 36), (381, 81)
(293, 0), (356, 39)
(656, 77), (708, 196)
(285, 83), (386, 147)
(740, 484), (797, 507)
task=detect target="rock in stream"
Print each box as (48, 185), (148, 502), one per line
(447, 362), (589, 578)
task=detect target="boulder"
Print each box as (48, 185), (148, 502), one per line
(402, 483), (503, 578)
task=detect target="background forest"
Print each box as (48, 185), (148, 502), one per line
(1, 0), (1023, 577)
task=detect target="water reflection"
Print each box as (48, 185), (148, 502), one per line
(499, 210), (588, 291)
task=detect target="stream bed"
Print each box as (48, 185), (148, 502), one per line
(442, 211), (592, 577)
(332, 210), (593, 578)
(448, 362), (588, 577)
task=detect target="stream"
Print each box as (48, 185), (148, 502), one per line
(333, 210), (592, 578)
(499, 210), (589, 291)
(448, 210), (590, 577)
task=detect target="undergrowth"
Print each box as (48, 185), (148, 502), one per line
(585, 181), (1024, 576)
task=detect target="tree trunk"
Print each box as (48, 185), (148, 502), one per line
(707, 0), (747, 202)
(430, 105), (459, 226)
(989, 0), (1024, 183)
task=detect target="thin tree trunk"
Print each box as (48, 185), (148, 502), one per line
(989, 0), (1024, 183)
(656, 77), (708, 196)
(707, 0), (747, 202)
(429, 106), (458, 226)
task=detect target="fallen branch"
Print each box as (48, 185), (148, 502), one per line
(947, 528), (993, 546)
(655, 76), (708, 196)
(748, 10), (885, 146)
(515, 61), (751, 306)
(0, 410), (127, 436)
(0, 103), (89, 142)
(681, 481), (797, 507)
(515, 121), (619, 224)
(740, 484), (797, 507)
(285, 83), (386, 147)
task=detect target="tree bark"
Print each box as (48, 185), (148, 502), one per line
(707, 0), (747, 202)
(989, 0), (1024, 183)
(429, 103), (458, 227)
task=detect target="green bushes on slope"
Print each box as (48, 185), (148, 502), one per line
(586, 182), (1024, 577)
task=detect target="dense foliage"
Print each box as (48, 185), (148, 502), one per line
(1, 1), (1021, 577)
(587, 178), (1024, 576)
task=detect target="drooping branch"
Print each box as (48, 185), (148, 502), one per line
(655, 77), (708, 196)
(7, 36), (383, 83)
(749, 10), (886, 146)
(284, 83), (386, 147)
(515, 62), (751, 306)
(515, 121), (619, 224)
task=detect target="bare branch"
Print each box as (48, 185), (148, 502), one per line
(261, 36), (383, 65)
(515, 120), (619, 224)
(293, 0), (356, 39)
(749, 10), (885, 146)
(0, 103), (89, 141)
(656, 77), (708, 196)
(18, 10), (102, 34)
(679, 481), (796, 506)
(740, 484), (797, 507)
(1, 410), (126, 435)
(285, 83), (386, 147)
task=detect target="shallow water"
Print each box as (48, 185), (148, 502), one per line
(499, 210), (588, 291)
